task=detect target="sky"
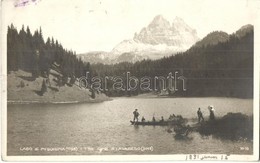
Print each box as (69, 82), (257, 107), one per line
(2, 0), (259, 53)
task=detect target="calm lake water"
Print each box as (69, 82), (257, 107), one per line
(7, 97), (253, 155)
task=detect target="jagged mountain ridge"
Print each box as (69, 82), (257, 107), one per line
(79, 15), (199, 64)
(79, 16), (253, 64)
(133, 15), (199, 46)
(79, 51), (109, 64)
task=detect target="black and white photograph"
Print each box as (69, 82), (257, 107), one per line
(1, 0), (259, 161)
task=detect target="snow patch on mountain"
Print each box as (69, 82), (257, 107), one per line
(79, 15), (200, 64)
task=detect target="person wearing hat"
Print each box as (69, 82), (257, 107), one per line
(133, 109), (140, 122)
(208, 106), (215, 120)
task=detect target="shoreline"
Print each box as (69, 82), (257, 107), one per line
(7, 94), (253, 105)
(122, 92), (254, 100)
(7, 97), (112, 105)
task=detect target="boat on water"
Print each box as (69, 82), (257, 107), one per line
(130, 119), (186, 126)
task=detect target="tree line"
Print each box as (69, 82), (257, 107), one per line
(92, 28), (253, 98)
(7, 24), (91, 85)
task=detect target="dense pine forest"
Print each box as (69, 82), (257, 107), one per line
(7, 24), (253, 98)
(7, 24), (91, 86)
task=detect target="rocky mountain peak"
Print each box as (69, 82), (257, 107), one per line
(133, 15), (199, 46)
(172, 16), (197, 34)
(80, 15), (201, 64)
(148, 15), (171, 29)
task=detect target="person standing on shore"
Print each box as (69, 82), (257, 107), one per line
(208, 106), (215, 120)
(197, 108), (204, 123)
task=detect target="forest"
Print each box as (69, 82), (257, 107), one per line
(7, 24), (253, 98)
(7, 24), (91, 86)
(91, 27), (253, 98)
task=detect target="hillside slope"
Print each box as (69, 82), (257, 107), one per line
(7, 69), (109, 103)
(91, 24), (254, 98)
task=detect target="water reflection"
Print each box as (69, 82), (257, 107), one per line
(133, 125), (139, 130)
(174, 134), (193, 141)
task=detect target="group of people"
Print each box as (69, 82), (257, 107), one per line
(197, 106), (215, 123)
(133, 105), (215, 124)
(133, 109), (164, 122)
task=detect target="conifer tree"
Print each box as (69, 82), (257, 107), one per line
(40, 79), (47, 96)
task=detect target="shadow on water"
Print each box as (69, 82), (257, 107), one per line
(174, 134), (193, 141)
(133, 125), (139, 130)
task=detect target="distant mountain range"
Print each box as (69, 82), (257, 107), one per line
(91, 23), (253, 98)
(79, 15), (253, 65)
(79, 15), (199, 64)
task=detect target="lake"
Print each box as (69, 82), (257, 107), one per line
(7, 97), (253, 155)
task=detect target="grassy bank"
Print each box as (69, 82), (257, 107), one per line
(7, 70), (110, 104)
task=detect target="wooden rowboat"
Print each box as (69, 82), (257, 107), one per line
(130, 119), (186, 126)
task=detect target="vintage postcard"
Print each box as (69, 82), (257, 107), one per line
(1, 0), (259, 161)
